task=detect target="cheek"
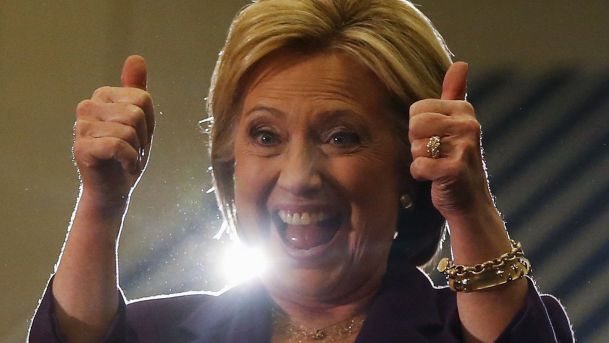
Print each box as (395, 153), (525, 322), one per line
(234, 134), (263, 199)
(336, 158), (399, 264)
(334, 146), (401, 200)
(233, 150), (271, 237)
(330, 155), (401, 230)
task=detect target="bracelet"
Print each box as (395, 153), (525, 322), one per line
(437, 239), (531, 292)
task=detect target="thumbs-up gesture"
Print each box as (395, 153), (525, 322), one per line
(73, 55), (155, 203)
(409, 62), (494, 221)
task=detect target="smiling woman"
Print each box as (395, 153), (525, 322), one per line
(234, 50), (405, 304)
(29, 0), (573, 342)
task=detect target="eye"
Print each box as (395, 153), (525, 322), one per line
(251, 127), (280, 146)
(327, 131), (361, 147)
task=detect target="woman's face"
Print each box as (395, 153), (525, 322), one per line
(233, 50), (409, 302)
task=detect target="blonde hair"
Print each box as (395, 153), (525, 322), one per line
(208, 0), (452, 264)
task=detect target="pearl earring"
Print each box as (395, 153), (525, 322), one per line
(400, 193), (413, 210)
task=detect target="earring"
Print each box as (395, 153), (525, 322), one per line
(400, 193), (413, 210)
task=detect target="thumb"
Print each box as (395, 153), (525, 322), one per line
(121, 55), (147, 90)
(441, 61), (468, 101)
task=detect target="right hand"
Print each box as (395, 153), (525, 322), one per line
(73, 55), (155, 204)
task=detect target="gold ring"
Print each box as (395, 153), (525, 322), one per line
(427, 136), (441, 159)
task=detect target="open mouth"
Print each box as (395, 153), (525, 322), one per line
(275, 210), (342, 250)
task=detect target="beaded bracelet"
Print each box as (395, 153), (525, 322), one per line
(437, 240), (531, 292)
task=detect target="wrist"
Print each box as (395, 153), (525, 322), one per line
(79, 188), (130, 214)
(444, 202), (501, 232)
(74, 189), (130, 240)
(446, 205), (512, 266)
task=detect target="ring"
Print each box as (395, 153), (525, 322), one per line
(427, 136), (441, 159)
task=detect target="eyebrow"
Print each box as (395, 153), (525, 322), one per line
(243, 106), (285, 118)
(243, 105), (368, 123)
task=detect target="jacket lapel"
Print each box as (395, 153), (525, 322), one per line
(356, 264), (461, 342)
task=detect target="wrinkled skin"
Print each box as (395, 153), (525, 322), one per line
(233, 50), (406, 306)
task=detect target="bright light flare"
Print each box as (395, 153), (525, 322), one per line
(221, 241), (269, 286)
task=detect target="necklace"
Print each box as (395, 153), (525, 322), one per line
(271, 307), (365, 342)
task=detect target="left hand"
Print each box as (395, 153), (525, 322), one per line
(409, 62), (494, 221)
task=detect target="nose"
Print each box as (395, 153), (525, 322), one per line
(277, 138), (322, 196)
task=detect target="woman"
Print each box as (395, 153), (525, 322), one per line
(30, 0), (573, 342)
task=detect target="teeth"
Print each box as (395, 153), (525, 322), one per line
(277, 210), (330, 226)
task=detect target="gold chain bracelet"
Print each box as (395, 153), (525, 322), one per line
(437, 239), (531, 292)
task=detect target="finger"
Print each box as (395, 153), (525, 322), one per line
(409, 112), (453, 142)
(91, 86), (152, 110)
(76, 100), (149, 147)
(75, 120), (141, 152)
(409, 98), (475, 119)
(409, 114), (481, 143)
(410, 137), (479, 181)
(121, 55), (147, 90)
(441, 61), (468, 101)
(411, 136), (455, 159)
(118, 56), (155, 141)
(410, 157), (455, 182)
(91, 87), (155, 142)
(75, 137), (140, 174)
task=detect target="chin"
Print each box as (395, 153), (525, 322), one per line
(261, 260), (352, 302)
(260, 238), (391, 304)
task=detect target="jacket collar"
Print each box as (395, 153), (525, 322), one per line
(178, 264), (459, 342)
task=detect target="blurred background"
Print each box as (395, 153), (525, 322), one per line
(2, 1), (608, 341)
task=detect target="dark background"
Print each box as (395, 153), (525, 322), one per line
(2, 1), (608, 341)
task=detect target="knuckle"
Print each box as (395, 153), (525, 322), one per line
(409, 159), (425, 180)
(125, 124), (138, 137)
(76, 99), (95, 118)
(73, 140), (97, 168)
(126, 104), (145, 121)
(108, 139), (130, 162)
(94, 137), (120, 155)
(409, 100), (426, 117)
(411, 157), (424, 170)
(92, 86), (112, 98)
(409, 160), (419, 174)
(408, 116), (427, 139)
(408, 115), (419, 131)
(461, 118), (481, 134)
(108, 137), (125, 152)
(411, 140), (424, 156)
(458, 100), (475, 114)
(116, 104), (139, 126)
(461, 140), (477, 155)
(134, 90), (152, 107)
(124, 126), (139, 145)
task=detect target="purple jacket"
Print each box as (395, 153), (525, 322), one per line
(29, 264), (574, 342)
